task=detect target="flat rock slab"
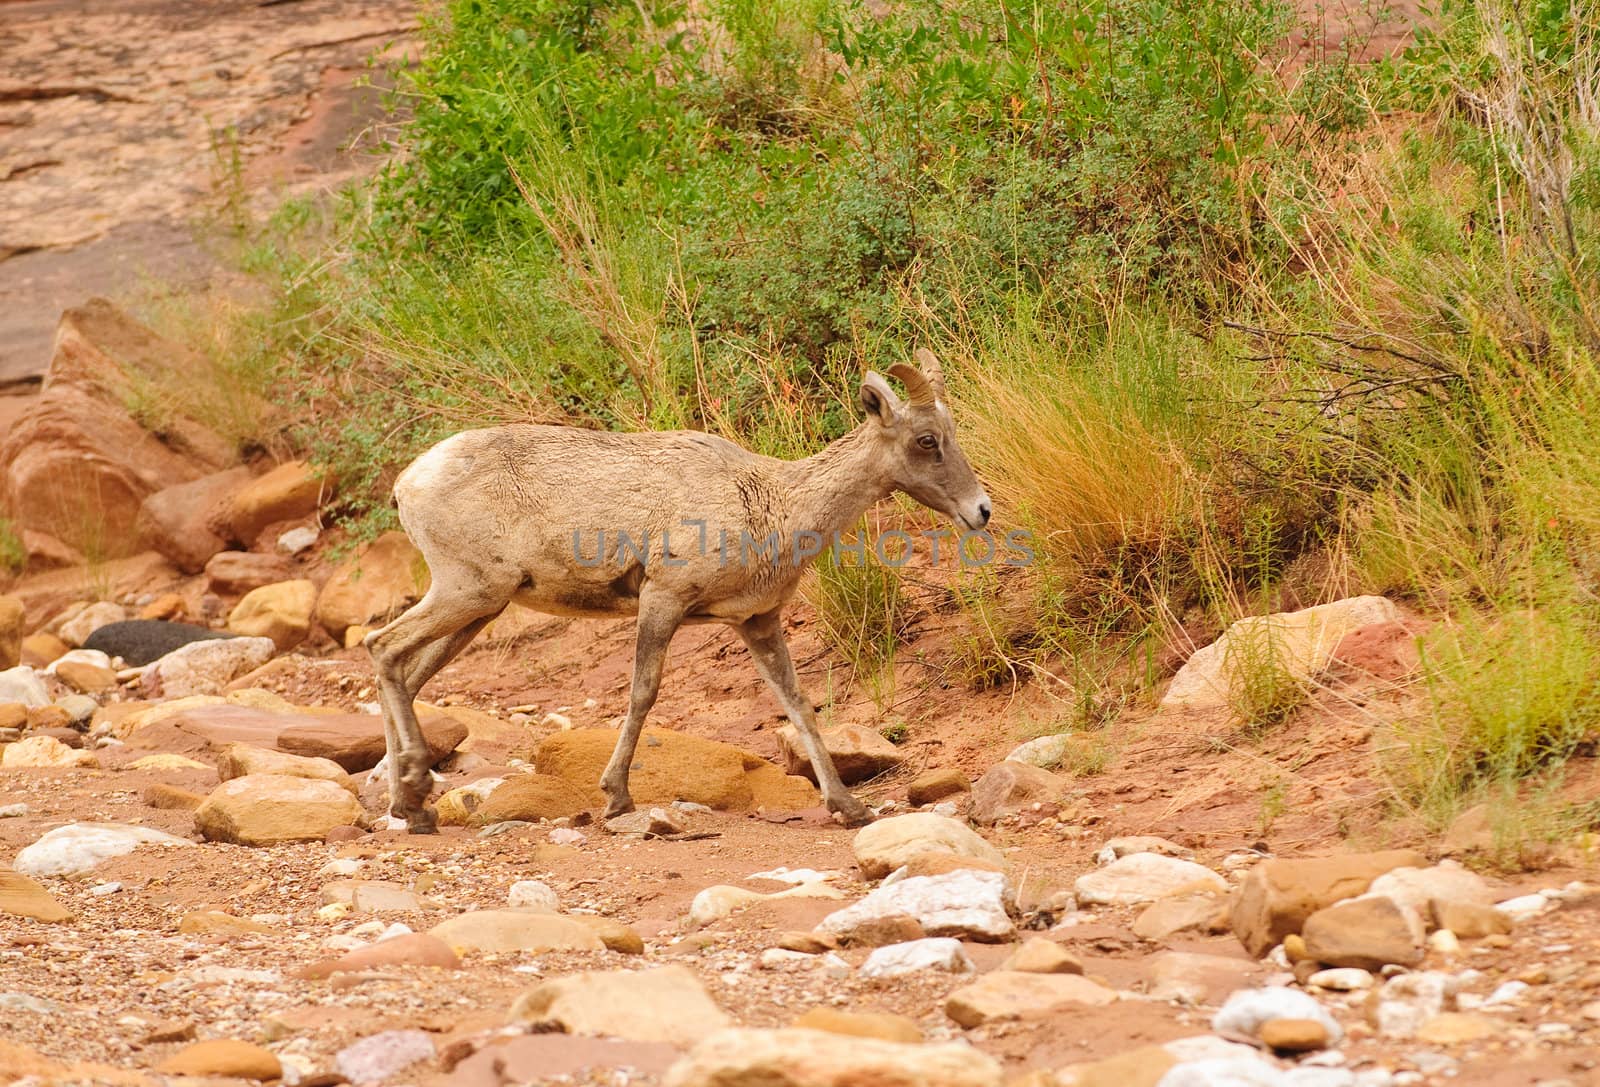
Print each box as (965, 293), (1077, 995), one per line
(662, 1027), (1003, 1087)
(428, 910), (606, 955)
(12, 821), (194, 878)
(944, 971), (1117, 1027)
(118, 704), (465, 772)
(510, 965), (731, 1044)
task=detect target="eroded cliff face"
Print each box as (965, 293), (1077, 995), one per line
(0, 0), (417, 381)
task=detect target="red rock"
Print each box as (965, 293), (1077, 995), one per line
(204, 550), (295, 595)
(295, 933), (461, 979)
(0, 300), (230, 558)
(136, 467), (253, 573)
(314, 531), (428, 640)
(969, 761), (1067, 825)
(1230, 849), (1427, 957)
(117, 704), (465, 773)
(215, 460), (331, 547)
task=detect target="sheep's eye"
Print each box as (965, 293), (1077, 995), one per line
(917, 434), (938, 451)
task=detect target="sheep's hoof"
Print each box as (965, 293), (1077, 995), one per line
(403, 808), (439, 835)
(829, 798), (874, 827)
(602, 797), (636, 821)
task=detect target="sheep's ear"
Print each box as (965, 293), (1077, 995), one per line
(860, 371), (901, 426)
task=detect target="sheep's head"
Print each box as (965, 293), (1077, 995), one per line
(860, 349), (992, 532)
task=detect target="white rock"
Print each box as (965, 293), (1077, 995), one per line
(1162, 596), (1399, 711)
(44, 648), (115, 676)
(1163, 1036), (1272, 1064)
(689, 880), (843, 927)
(58, 602), (128, 647)
(317, 858), (363, 878)
(1211, 988), (1343, 1044)
(818, 869), (1014, 943)
(1158, 1058), (1286, 1086)
(1095, 836), (1195, 864)
(1005, 733), (1082, 768)
(1308, 967), (1375, 991)
(1075, 853), (1226, 906)
(1482, 980), (1528, 1007)
(747, 867), (840, 885)
(0, 666), (49, 708)
(860, 937), (975, 978)
(1427, 928), (1460, 954)
(1284, 1071), (1359, 1087)
(1367, 861), (1494, 913)
(508, 880), (560, 911)
(1373, 971), (1456, 1038)
(277, 526), (320, 554)
(758, 948), (816, 970)
(13, 822), (195, 878)
(548, 827), (586, 846)
(335, 1029), (436, 1084)
(144, 636), (276, 698)
(851, 813), (1005, 880)
(0, 803), (30, 818)
(1494, 893), (1551, 922)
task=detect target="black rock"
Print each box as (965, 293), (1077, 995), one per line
(83, 620), (234, 667)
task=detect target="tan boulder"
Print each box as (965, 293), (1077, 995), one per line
(776, 723), (905, 785)
(1162, 596), (1400, 712)
(295, 933), (460, 980)
(135, 467), (253, 573)
(944, 971), (1117, 1027)
(20, 632), (70, 667)
(204, 550), (294, 595)
(969, 761), (1067, 824)
(907, 767), (971, 806)
(0, 595), (22, 670)
(435, 778), (506, 826)
(194, 774), (363, 845)
(510, 965), (731, 1043)
(745, 761), (823, 810)
(177, 911), (278, 937)
(1229, 849), (1427, 957)
(53, 657), (117, 693)
(214, 460), (331, 546)
(216, 741), (355, 793)
(227, 579), (316, 650)
(1301, 895), (1425, 970)
(1, 735), (96, 768)
(536, 727), (758, 811)
(471, 773), (598, 824)
(1001, 937), (1083, 974)
(315, 530), (427, 640)
(851, 813), (1005, 880)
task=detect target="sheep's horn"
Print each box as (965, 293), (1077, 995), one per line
(912, 347), (947, 398)
(888, 362), (936, 407)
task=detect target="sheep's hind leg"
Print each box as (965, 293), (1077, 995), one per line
(367, 587), (505, 832)
(599, 590), (686, 820)
(737, 609), (872, 826)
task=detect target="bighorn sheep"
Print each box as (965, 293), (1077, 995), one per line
(367, 351), (990, 831)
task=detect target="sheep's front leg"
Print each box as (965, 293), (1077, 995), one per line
(738, 609), (872, 826)
(600, 591), (685, 819)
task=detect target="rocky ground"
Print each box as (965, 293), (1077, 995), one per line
(1, 307), (1597, 1086)
(4, 1), (1599, 1085)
